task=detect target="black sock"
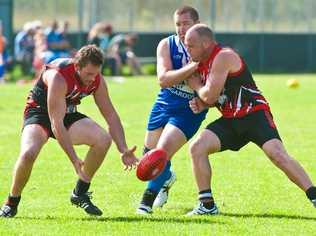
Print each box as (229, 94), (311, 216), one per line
(7, 195), (21, 207)
(202, 199), (215, 209)
(199, 189), (215, 209)
(74, 179), (90, 196)
(140, 189), (158, 208)
(306, 186), (316, 201)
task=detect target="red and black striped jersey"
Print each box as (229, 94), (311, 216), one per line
(25, 58), (101, 113)
(197, 44), (270, 118)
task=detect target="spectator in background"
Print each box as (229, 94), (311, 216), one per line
(107, 33), (143, 75)
(60, 21), (70, 40)
(60, 21), (76, 57)
(32, 22), (48, 78)
(88, 23), (114, 51)
(0, 22), (6, 83)
(44, 20), (71, 63)
(88, 22), (118, 75)
(14, 22), (35, 76)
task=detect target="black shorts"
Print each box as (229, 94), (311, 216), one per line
(23, 107), (87, 138)
(206, 110), (281, 151)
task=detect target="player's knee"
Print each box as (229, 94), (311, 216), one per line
(19, 149), (38, 164)
(94, 130), (112, 152)
(189, 139), (206, 160)
(268, 148), (290, 167)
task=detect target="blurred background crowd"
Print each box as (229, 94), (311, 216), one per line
(0, 0), (316, 83)
(0, 19), (143, 83)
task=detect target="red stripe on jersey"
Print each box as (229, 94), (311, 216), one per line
(197, 44), (222, 84)
(264, 110), (276, 129)
(221, 104), (270, 118)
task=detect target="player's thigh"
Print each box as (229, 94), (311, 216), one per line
(247, 110), (281, 148)
(145, 104), (168, 149)
(190, 129), (221, 155)
(68, 118), (110, 146)
(20, 124), (49, 158)
(206, 117), (249, 152)
(144, 128), (163, 149)
(156, 123), (187, 159)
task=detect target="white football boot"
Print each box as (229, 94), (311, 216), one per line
(186, 201), (219, 216)
(136, 204), (153, 215)
(153, 171), (176, 208)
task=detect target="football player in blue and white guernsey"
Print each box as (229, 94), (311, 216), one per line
(136, 6), (212, 215)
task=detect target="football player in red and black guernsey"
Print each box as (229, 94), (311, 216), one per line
(184, 24), (316, 215)
(0, 45), (138, 218)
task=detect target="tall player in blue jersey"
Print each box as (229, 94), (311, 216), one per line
(136, 6), (207, 214)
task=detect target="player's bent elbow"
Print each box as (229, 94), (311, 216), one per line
(158, 76), (169, 88)
(158, 72), (175, 88)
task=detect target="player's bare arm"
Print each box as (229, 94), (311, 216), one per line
(45, 69), (89, 182)
(189, 49), (240, 105)
(187, 73), (214, 113)
(93, 76), (138, 169)
(157, 38), (198, 88)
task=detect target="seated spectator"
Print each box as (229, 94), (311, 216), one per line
(107, 33), (142, 75)
(44, 20), (71, 63)
(32, 26), (48, 78)
(88, 22), (118, 75)
(0, 22), (6, 83)
(3, 49), (14, 73)
(14, 22), (35, 75)
(60, 21), (76, 57)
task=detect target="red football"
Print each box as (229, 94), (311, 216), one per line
(136, 148), (168, 181)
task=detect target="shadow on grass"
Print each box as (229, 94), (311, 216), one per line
(13, 211), (316, 223)
(178, 207), (316, 221)
(219, 212), (316, 221)
(15, 215), (225, 225)
(81, 216), (224, 224)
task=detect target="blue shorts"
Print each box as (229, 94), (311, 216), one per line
(147, 102), (208, 140)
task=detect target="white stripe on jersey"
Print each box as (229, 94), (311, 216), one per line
(256, 99), (268, 104)
(240, 86), (261, 94)
(175, 36), (189, 65)
(234, 87), (243, 116)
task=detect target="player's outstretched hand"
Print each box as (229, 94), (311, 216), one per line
(121, 146), (139, 171)
(73, 158), (90, 182)
(189, 97), (207, 113)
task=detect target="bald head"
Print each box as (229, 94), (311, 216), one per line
(184, 24), (216, 62)
(186, 23), (214, 41)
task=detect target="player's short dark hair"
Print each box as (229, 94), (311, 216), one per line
(175, 6), (199, 22)
(74, 45), (104, 68)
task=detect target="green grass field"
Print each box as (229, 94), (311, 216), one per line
(0, 74), (316, 235)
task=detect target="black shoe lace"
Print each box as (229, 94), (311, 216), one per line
(161, 186), (170, 193)
(77, 192), (94, 208)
